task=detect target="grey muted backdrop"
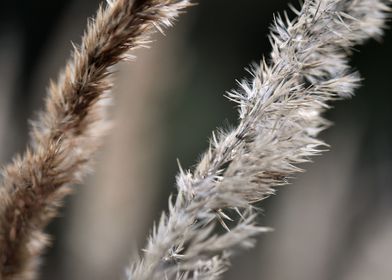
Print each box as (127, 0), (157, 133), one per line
(0, 0), (391, 279)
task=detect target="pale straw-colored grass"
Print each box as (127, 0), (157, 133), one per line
(0, 0), (390, 280)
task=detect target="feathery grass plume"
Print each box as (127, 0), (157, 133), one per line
(127, 0), (391, 279)
(0, 0), (191, 279)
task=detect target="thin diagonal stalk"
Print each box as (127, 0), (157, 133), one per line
(127, 1), (391, 279)
(0, 1), (190, 279)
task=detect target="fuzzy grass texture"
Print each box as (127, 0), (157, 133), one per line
(127, 0), (392, 279)
(0, 0), (191, 279)
(0, 0), (390, 280)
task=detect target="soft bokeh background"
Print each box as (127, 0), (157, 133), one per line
(0, 0), (391, 279)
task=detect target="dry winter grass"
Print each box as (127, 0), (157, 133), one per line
(0, 0), (391, 279)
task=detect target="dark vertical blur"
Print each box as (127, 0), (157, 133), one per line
(0, 0), (391, 279)
(0, 0), (71, 159)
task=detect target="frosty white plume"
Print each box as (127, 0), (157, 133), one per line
(127, 0), (391, 279)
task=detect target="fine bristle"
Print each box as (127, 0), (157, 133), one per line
(126, 1), (392, 279)
(0, 0), (191, 279)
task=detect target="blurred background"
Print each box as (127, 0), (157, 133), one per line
(0, 0), (391, 279)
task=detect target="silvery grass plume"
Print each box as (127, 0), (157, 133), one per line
(0, 0), (190, 279)
(127, 0), (391, 279)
